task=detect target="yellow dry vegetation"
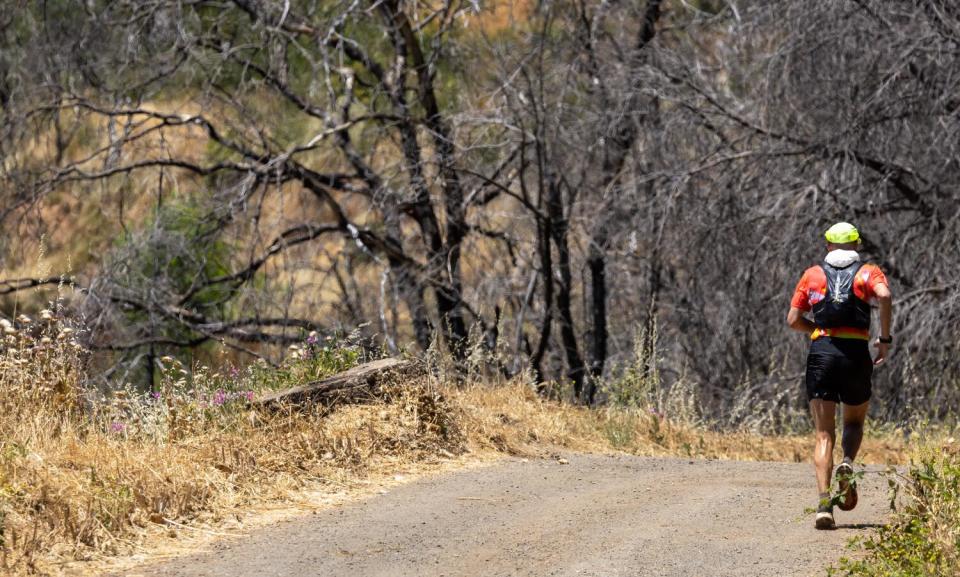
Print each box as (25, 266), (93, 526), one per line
(0, 314), (914, 576)
(455, 383), (909, 464)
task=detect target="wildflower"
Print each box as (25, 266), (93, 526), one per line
(150, 391), (162, 400)
(110, 422), (127, 433)
(229, 366), (240, 379)
(244, 391), (255, 401)
(17, 314), (32, 324)
(40, 337), (52, 345)
(40, 309), (54, 321)
(212, 390), (227, 406)
(0, 319), (11, 329)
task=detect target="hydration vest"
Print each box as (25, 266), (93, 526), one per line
(812, 261), (871, 330)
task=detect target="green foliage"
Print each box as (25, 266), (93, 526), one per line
(247, 332), (363, 393)
(833, 450), (960, 577)
(821, 467), (868, 510)
(99, 333), (363, 441)
(112, 198), (233, 314)
(99, 197), (235, 387)
(601, 322), (702, 430)
(602, 412), (638, 449)
(687, 0), (728, 16)
(603, 324), (660, 410)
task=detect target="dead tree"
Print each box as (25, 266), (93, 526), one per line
(0, 0), (481, 381)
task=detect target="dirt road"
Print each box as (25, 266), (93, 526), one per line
(135, 455), (887, 577)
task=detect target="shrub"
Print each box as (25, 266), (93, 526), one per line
(835, 447), (960, 577)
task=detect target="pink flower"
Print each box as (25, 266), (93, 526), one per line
(110, 422), (126, 433)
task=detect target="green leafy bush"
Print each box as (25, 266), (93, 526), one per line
(835, 449), (960, 576)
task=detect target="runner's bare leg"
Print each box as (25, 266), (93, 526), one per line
(810, 399), (837, 495)
(841, 401), (869, 462)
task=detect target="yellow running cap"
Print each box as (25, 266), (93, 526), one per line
(825, 222), (860, 244)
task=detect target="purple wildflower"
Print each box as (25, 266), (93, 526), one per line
(212, 390), (227, 406)
(229, 366), (240, 378)
(306, 334), (319, 345)
(110, 421), (126, 433)
(150, 391), (162, 400)
(244, 391), (255, 401)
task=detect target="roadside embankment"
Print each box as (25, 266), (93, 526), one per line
(0, 317), (918, 575)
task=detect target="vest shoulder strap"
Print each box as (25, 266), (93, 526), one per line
(819, 260), (866, 275)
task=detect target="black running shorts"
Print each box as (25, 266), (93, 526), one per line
(805, 337), (873, 405)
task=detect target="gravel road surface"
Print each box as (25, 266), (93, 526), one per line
(133, 455), (887, 577)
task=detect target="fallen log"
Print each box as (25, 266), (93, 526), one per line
(254, 357), (418, 408)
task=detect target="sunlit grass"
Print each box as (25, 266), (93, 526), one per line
(0, 313), (922, 575)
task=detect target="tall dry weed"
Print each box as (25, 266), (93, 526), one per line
(0, 313), (915, 576)
(0, 319), (464, 575)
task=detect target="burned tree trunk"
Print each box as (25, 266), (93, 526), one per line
(584, 0), (664, 404)
(546, 176), (587, 398)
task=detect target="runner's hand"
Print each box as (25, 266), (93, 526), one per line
(873, 339), (888, 365)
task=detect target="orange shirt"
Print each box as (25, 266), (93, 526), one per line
(790, 263), (888, 340)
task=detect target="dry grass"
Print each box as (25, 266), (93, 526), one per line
(0, 315), (914, 576)
(452, 383), (908, 464)
(0, 320), (465, 574)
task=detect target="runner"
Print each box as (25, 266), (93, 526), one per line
(786, 222), (893, 529)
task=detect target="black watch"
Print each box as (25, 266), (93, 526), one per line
(878, 335), (893, 344)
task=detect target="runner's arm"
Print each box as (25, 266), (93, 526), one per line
(787, 271), (815, 334)
(873, 283), (892, 365)
(787, 307), (816, 334)
(874, 283), (892, 338)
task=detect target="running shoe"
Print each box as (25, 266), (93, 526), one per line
(835, 460), (859, 512)
(815, 501), (835, 530)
